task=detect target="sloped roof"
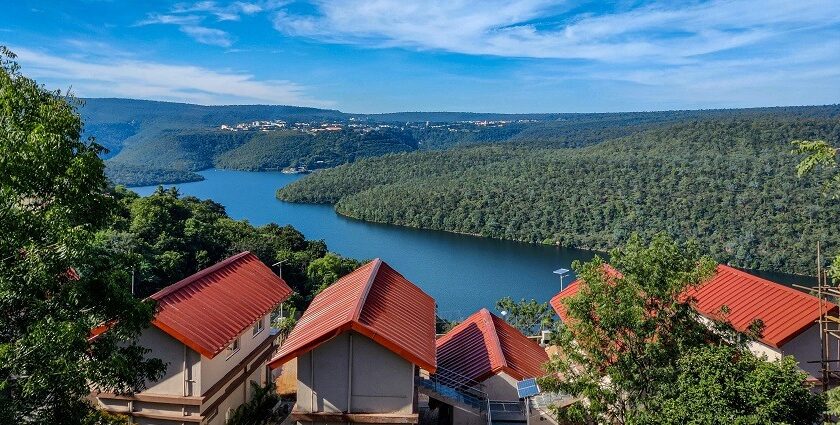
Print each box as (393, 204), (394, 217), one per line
(550, 264), (837, 349)
(268, 259), (437, 372)
(686, 265), (838, 347)
(436, 309), (548, 382)
(150, 251), (292, 358)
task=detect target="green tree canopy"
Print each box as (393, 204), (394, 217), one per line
(0, 47), (165, 423)
(540, 233), (823, 424)
(636, 345), (824, 425)
(494, 296), (554, 335)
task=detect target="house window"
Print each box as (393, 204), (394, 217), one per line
(252, 317), (264, 337)
(226, 337), (240, 359)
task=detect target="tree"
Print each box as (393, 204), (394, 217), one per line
(224, 382), (289, 425)
(793, 139), (840, 280)
(0, 47), (165, 423)
(540, 233), (823, 424)
(305, 253), (362, 299)
(636, 345), (824, 425)
(495, 296), (554, 335)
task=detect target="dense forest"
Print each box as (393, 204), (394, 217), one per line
(82, 97), (840, 186)
(105, 128), (420, 185)
(279, 117), (840, 275)
(104, 186), (359, 308)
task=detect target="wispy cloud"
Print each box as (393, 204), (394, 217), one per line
(10, 45), (331, 107)
(179, 25), (233, 47)
(271, 0), (840, 62)
(138, 1), (282, 47)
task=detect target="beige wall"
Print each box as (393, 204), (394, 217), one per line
(780, 323), (839, 380)
(296, 331), (415, 418)
(201, 313), (271, 395)
(483, 372), (519, 401)
(97, 314), (274, 425)
(136, 326), (202, 396)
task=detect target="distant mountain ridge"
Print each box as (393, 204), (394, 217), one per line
(77, 98), (840, 186)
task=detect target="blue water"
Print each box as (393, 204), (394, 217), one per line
(132, 169), (598, 319)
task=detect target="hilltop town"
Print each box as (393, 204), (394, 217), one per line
(218, 118), (526, 134)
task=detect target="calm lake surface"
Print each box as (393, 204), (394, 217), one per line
(133, 169), (598, 319)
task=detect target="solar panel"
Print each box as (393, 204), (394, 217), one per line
(517, 378), (540, 398)
(553, 268), (570, 275)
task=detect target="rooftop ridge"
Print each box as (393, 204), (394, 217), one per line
(479, 308), (508, 371)
(150, 251), (253, 301)
(353, 258), (382, 321)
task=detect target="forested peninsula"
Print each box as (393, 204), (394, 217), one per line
(278, 116), (840, 275)
(80, 98), (840, 187)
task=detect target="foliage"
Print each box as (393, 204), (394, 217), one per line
(225, 382), (289, 425)
(494, 297), (554, 335)
(435, 316), (458, 334)
(827, 387), (840, 420)
(0, 46), (165, 423)
(280, 118), (840, 275)
(306, 253), (363, 298)
(271, 302), (298, 338)
(102, 186), (357, 310)
(539, 234), (823, 424)
(792, 139), (840, 282)
(633, 345), (825, 425)
(540, 234), (717, 424)
(84, 96), (840, 187)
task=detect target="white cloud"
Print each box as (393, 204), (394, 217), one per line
(271, 0), (840, 62)
(139, 1), (284, 46)
(10, 46), (332, 107)
(179, 25), (233, 47)
(171, 1), (265, 21)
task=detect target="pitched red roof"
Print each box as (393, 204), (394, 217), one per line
(550, 264), (837, 349)
(687, 265), (837, 347)
(436, 309), (548, 382)
(150, 251), (292, 358)
(268, 259), (437, 372)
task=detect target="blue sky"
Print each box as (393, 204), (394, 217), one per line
(4, 0), (840, 113)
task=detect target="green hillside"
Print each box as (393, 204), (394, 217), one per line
(279, 117), (840, 275)
(79, 98), (840, 187)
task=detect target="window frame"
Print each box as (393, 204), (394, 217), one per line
(252, 316), (265, 337)
(226, 337), (240, 359)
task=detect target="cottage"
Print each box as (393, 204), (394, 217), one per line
(268, 258), (436, 425)
(432, 308), (552, 425)
(94, 252), (292, 424)
(550, 264), (839, 382)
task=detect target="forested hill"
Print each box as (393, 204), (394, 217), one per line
(278, 117), (840, 275)
(79, 98), (840, 186)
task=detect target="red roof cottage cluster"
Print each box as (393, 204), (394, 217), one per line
(91, 250), (838, 425)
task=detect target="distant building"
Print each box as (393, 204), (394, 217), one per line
(430, 308), (554, 425)
(93, 252), (292, 424)
(550, 264), (839, 383)
(268, 258), (436, 425)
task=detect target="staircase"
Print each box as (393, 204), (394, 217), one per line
(488, 401), (526, 424)
(416, 367), (489, 416)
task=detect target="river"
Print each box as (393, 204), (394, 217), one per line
(132, 169), (599, 319)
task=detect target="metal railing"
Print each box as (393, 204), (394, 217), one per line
(417, 366), (489, 412)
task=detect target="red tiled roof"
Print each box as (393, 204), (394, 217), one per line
(550, 264), (837, 349)
(150, 251), (292, 359)
(268, 259), (437, 372)
(436, 309), (548, 382)
(686, 265), (837, 347)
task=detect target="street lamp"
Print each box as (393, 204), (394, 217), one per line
(553, 268), (570, 291)
(271, 259), (287, 279)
